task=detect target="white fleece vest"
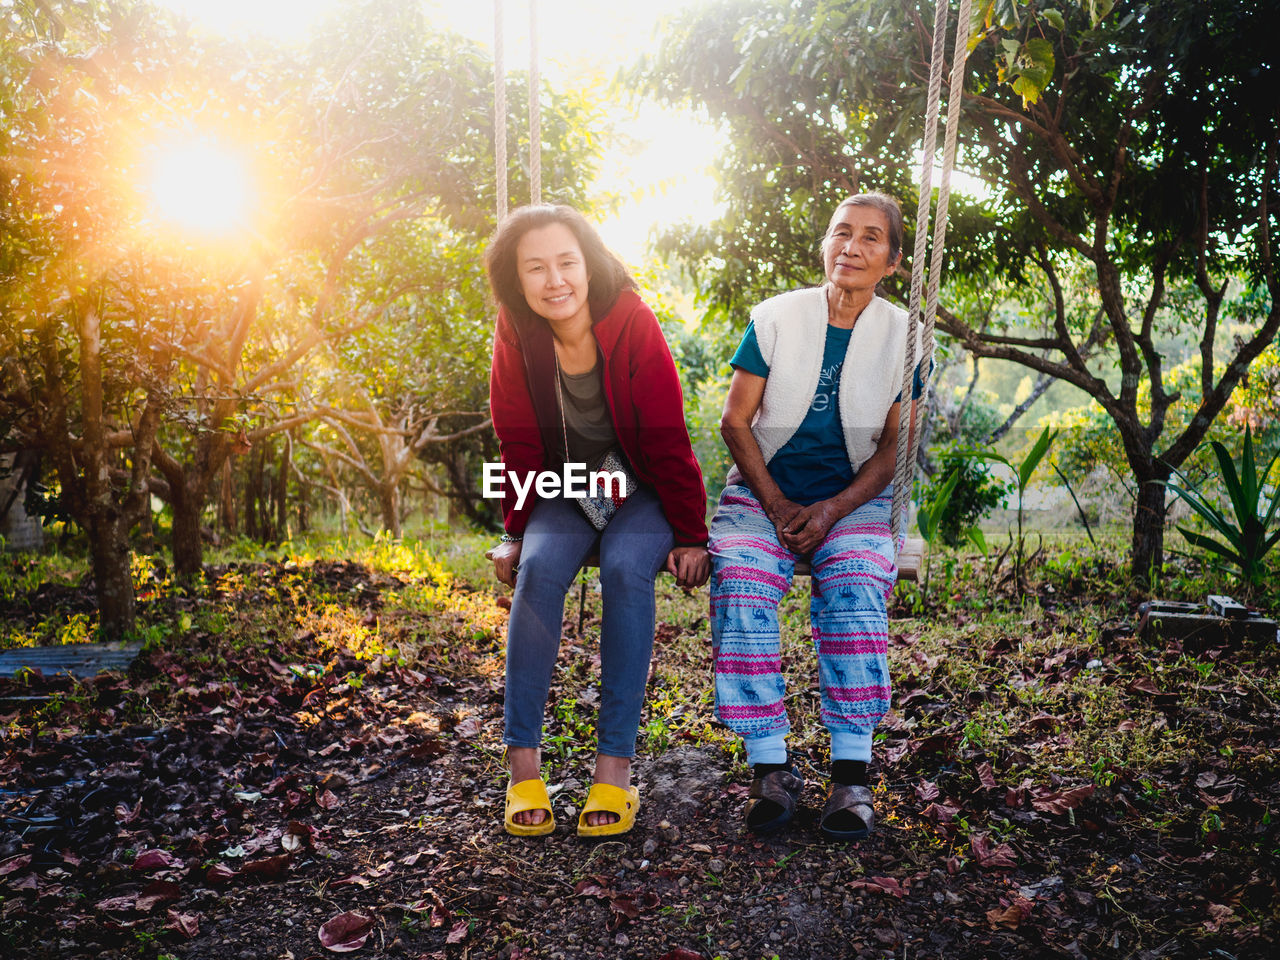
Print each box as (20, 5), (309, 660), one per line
(726, 287), (920, 486)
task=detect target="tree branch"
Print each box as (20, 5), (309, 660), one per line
(167, 340), (236, 383)
(1034, 249), (1093, 376)
(1005, 151), (1098, 259)
(123, 398), (164, 527)
(988, 371), (1055, 443)
(1194, 167), (1229, 400)
(244, 412), (321, 443)
(411, 416), (493, 450)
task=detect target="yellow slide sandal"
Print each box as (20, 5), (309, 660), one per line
(505, 778), (555, 837)
(577, 783), (640, 837)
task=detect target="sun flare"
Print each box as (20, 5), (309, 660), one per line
(146, 138), (255, 236)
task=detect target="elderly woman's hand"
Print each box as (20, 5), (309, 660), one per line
(781, 500), (843, 556)
(763, 496), (804, 545)
(485, 538), (522, 588)
(666, 546), (711, 589)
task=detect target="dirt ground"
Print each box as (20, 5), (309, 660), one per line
(1, 553), (1277, 959)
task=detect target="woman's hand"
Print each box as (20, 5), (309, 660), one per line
(485, 539), (522, 588)
(763, 497), (804, 545)
(781, 499), (843, 556)
(665, 546), (711, 589)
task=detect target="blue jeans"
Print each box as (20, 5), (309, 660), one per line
(503, 485), (674, 759)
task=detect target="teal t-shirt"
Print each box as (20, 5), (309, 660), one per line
(729, 321), (928, 505)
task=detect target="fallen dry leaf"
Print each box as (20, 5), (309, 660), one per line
(610, 896), (641, 920)
(1031, 785), (1094, 815)
(453, 717), (483, 738)
(205, 863), (237, 885)
(970, 833), (1018, 869)
(921, 802), (960, 823)
(136, 879), (182, 912)
(329, 873), (372, 889)
(114, 800), (142, 823)
(241, 854), (290, 879)
(166, 909), (200, 939)
(318, 911), (375, 952)
(1203, 902), (1234, 933)
(849, 875), (907, 898)
(1127, 677), (1161, 697)
(574, 879), (612, 898)
(976, 762), (998, 790)
(0, 854), (32, 877)
(987, 898), (1033, 929)
(132, 849), (183, 872)
(317, 789), (343, 810)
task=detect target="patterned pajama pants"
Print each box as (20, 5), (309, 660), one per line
(709, 484), (897, 765)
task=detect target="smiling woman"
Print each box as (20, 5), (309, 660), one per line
(145, 137), (256, 236)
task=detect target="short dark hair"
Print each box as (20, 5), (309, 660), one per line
(484, 204), (635, 326)
(827, 192), (904, 263)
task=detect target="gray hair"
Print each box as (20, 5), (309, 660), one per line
(826, 192), (904, 263)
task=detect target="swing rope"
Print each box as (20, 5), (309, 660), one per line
(494, 0), (541, 218)
(493, 0), (507, 222)
(890, 0), (974, 554)
(528, 0), (541, 205)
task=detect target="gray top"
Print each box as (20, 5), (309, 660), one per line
(558, 363), (617, 469)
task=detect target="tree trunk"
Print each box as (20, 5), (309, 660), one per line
(77, 300), (138, 634)
(171, 485), (205, 580)
(258, 449), (275, 541)
(88, 507), (135, 638)
(136, 495), (154, 556)
(244, 451), (259, 541)
(1131, 465), (1170, 589)
(275, 438), (290, 540)
(296, 474), (310, 533)
(378, 482), (402, 538)
(219, 459), (236, 534)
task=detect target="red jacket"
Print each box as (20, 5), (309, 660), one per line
(489, 289), (708, 546)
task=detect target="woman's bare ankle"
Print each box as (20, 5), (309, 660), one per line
(507, 747), (548, 827)
(592, 754), (631, 789)
(508, 746), (541, 785)
(586, 755), (632, 826)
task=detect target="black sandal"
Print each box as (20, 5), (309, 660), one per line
(819, 783), (875, 841)
(744, 766), (804, 835)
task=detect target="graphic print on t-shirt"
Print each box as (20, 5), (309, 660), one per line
(811, 357), (843, 413)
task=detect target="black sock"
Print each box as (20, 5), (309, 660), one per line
(752, 759), (791, 778)
(831, 759), (867, 787)
(747, 757), (795, 832)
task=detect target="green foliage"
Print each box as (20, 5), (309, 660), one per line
(632, 0), (1280, 586)
(921, 443), (1011, 549)
(1228, 339), (1280, 449)
(1048, 348), (1261, 490)
(916, 464), (991, 601)
(0, 0), (615, 629)
(916, 469), (961, 548)
(964, 425), (1058, 593)
(1166, 426), (1280, 594)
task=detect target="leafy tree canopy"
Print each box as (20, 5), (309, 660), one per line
(630, 0), (1279, 581)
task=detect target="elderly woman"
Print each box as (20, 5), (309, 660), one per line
(485, 204), (710, 838)
(710, 192), (926, 840)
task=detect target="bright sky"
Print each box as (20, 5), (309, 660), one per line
(154, 0), (725, 263)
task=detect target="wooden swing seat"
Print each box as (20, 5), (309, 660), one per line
(571, 536), (923, 632)
(578, 536), (924, 583)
